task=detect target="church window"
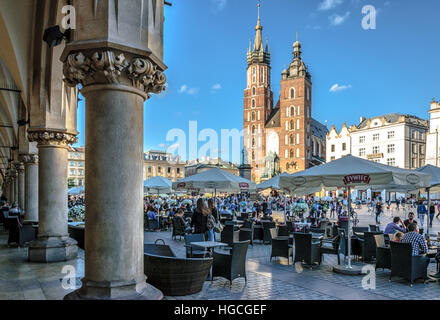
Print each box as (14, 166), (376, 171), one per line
(290, 135), (294, 145)
(290, 149), (294, 158)
(290, 106), (295, 117)
(251, 99), (256, 108)
(297, 106), (301, 116)
(307, 87), (310, 101)
(252, 125), (256, 134)
(290, 120), (295, 131)
(290, 88), (296, 99)
(252, 151), (255, 161)
(261, 67), (265, 83)
(252, 87), (256, 96)
(252, 138), (256, 147)
(252, 67), (256, 83)
(251, 112), (256, 121)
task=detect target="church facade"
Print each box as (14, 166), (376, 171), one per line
(243, 5), (328, 183)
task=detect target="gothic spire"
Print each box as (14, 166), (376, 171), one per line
(247, 1), (270, 66)
(253, 2), (263, 52)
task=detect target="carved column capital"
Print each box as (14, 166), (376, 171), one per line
(28, 130), (78, 149)
(20, 154), (39, 165)
(13, 162), (25, 172)
(63, 50), (167, 99)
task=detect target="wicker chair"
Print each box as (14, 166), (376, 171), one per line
(374, 234), (391, 271)
(360, 231), (383, 262)
(271, 236), (293, 263)
(172, 217), (187, 240)
(319, 234), (342, 265)
(389, 241), (430, 286)
(221, 224), (240, 247)
(369, 225), (380, 232)
(144, 244), (213, 296)
(293, 232), (321, 267)
(277, 225), (289, 237)
(239, 221), (253, 246)
(262, 221), (276, 244)
(212, 240), (250, 285)
(7, 217), (36, 247)
(184, 233), (208, 258)
(253, 224), (264, 243)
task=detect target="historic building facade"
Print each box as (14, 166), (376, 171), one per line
(184, 157), (239, 177)
(243, 4), (327, 183)
(144, 150), (185, 182)
(425, 98), (440, 166)
(68, 146), (85, 187)
(327, 113), (429, 169)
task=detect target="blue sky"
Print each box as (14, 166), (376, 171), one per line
(76, 0), (440, 163)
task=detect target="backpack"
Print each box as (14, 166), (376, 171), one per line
(207, 214), (216, 230)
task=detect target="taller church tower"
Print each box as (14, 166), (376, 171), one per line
(243, 2), (274, 182)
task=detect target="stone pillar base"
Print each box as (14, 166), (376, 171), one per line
(28, 236), (78, 263)
(63, 280), (163, 300)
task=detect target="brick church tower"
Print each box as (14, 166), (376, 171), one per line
(278, 35), (313, 172)
(243, 2), (274, 182)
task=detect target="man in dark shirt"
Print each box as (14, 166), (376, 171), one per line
(403, 212), (418, 229)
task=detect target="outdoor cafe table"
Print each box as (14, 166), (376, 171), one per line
(190, 241), (229, 281)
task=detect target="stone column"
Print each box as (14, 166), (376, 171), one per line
(63, 50), (166, 300)
(9, 170), (16, 204)
(22, 155), (39, 221)
(61, 0), (166, 300)
(15, 162), (25, 210)
(27, 132), (78, 262)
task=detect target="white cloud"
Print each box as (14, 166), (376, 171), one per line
(210, 83), (222, 93)
(211, 0), (227, 13)
(318, 0), (343, 11)
(329, 11), (351, 26)
(179, 84), (199, 95)
(330, 83), (352, 93)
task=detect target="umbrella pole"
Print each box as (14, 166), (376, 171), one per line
(347, 186), (352, 269)
(427, 187), (431, 235)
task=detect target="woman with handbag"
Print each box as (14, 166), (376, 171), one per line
(191, 198), (210, 240)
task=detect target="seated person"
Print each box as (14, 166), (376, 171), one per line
(219, 206), (232, 216)
(394, 232), (403, 242)
(251, 211), (260, 223)
(401, 223), (428, 256)
(147, 208), (159, 223)
(384, 217), (407, 235)
(317, 212), (329, 227)
(403, 212), (418, 229)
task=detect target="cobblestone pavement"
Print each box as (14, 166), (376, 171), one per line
(0, 206), (439, 300)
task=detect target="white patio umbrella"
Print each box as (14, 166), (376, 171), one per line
(279, 155), (431, 273)
(68, 186), (85, 195)
(414, 165), (440, 235)
(172, 168), (256, 194)
(144, 176), (173, 194)
(256, 173), (289, 192)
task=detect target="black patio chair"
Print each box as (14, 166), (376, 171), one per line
(319, 234), (342, 265)
(262, 221), (276, 244)
(369, 225), (380, 232)
(239, 221), (253, 246)
(184, 233), (208, 258)
(353, 227), (369, 233)
(172, 216), (187, 240)
(359, 231), (383, 262)
(277, 225), (289, 237)
(374, 234), (391, 271)
(212, 240), (250, 285)
(338, 228), (362, 260)
(7, 217), (36, 247)
(271, 235), (293, 263)
(293, 232), (321, 267)
(253, 224), (264, 243)
(389, 241), (430, 286)
(221, 224), (240, 247)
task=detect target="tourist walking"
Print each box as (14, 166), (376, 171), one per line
(375, 198), (384, 225)
(417, 200), (427, 228)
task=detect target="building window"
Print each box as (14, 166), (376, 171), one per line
(285, 150), (288, 159)
(331, 156), (336, 161)
(373, 133), (380, 141)
(297, 119), (300, 130)
(252, 151), (255, 161)
(296, 148), (300, 158)
(297, 106), (301, 116)
(290, 106), (295, 117)
(373, 146), (380, 154)
(261, 67), (264, 83)
(158, 166), (162, 173)
(290, 135), (294, 145)
(148, 166), (152, 173)
(251, 112), (256, 121)
(419, 145), (425, 155)
(252, 125), (256, 134)
(412, 143), (417, 154)
(251, 99), (256, 108)
(168, 167), (171, 174)
(359, 148), (366, 157)
(290, 88), (295, 99)
(331, 145), (335, 153)
(297, 134), (300, 144)
(252, 138), (256, 147)
(290, 149), (294, 158)
(70, 161), (75, 166)
(387, 144), (395, 154)
(252, 67), (256, 83)
(342, 143), (346, 151)
(286, 107), (289, 117)
(257, 111), (260, 121)
(70, 169), (76, 176)
(411, 157), (417, 168)
(388, 131), (395, 139)
(359, 136), (365, 143)
(290, 120), (295, 131)
(307, 87), (310, 101)
(177, 168), (180, 174)
(252, 87), (256, 95)
(387, 158), (396, 166)
(285, 135), (288, 145)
